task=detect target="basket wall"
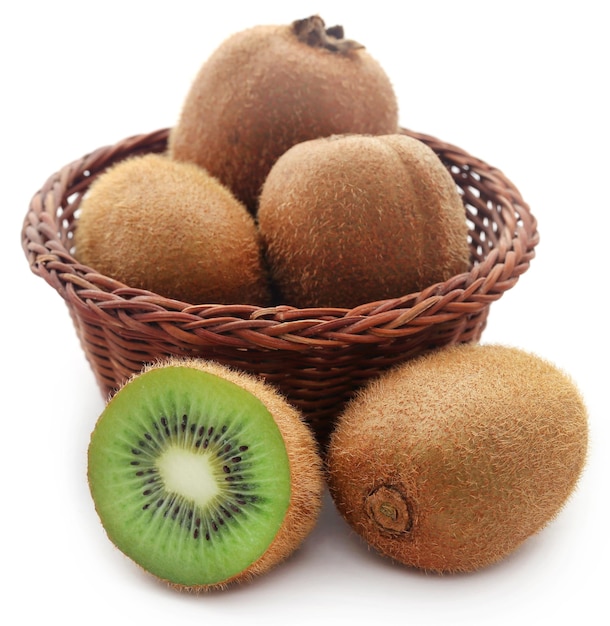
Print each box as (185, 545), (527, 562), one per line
(22, 128), (539, 446)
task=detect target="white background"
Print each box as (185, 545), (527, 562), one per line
(4, 1), (608, 624)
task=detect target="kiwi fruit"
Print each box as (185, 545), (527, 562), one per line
(168, 15), (399, 213)
(73, 153), (271, 306)
(257, 133), (471, 309)
(87, 358), (324, 591)
(326, 343), (588, 573)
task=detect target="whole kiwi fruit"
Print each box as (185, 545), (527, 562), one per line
(87, 358), (324, 591)
(257, 133), (471, 309)
(326, 343), (589, 573)
(73, 153), (271, 306)
(168, 15), (399, 213)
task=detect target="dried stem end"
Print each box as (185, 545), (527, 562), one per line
(292, 15), (365, 53)
(365, 485), (412, 536)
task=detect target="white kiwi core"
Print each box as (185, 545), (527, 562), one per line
(156, 446), (221, 507)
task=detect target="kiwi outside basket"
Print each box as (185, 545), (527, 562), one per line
(22, 127), (539, 448)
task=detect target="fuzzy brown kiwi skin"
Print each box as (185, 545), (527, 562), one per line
(168, 15), (399, 213)
(257, 133), (471, 309)
(135, 358), (324, 592)
(73, 153), (272, 306)
(325, 344), (589, 574)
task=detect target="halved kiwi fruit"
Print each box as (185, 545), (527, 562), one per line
(88, 359), (323, 591)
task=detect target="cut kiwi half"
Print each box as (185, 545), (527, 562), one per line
(88, 359), (323, 591)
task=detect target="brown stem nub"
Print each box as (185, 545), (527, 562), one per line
(292, 15), (365, 53)
(365, 485), (412, 536)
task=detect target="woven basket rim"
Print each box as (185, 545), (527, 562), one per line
(21, 126), (539, 352)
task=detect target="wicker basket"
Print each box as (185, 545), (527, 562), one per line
(22, 127), (539, 446)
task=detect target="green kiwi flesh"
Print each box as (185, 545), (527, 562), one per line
(88, 361), (319, 590)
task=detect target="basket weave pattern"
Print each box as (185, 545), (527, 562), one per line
(22, 127), (539, 445)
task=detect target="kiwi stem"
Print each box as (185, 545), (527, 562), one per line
(365, 485), (411, 535)
(292, 15), (365, 53)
